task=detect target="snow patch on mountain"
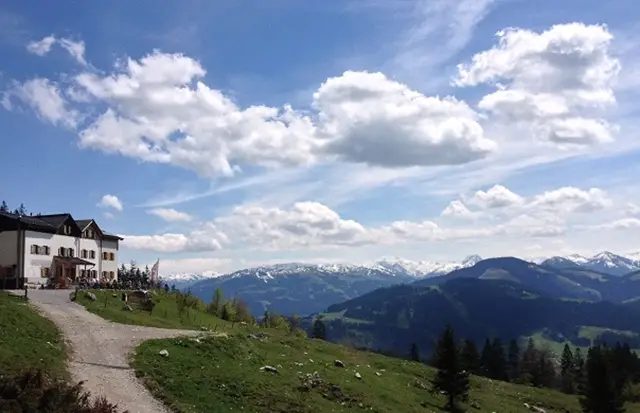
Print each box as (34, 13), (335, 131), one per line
(550, 251), (640, 276)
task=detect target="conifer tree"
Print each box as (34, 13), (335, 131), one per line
(312, 317), (327, 340)
(460, 339), (480, 375)
(561, 343), (575, 393)
(431, 325), (469, 411)
(480, 338), (493, 377)
(507, 339), (521, 382)
(580, 346), (625, 413)
(410, 342), (421, 362)
(0, 200), (8, 212)
(490, 338), (508, 381)
(573, 347), (585, 389)
(207, 287), (224, 316)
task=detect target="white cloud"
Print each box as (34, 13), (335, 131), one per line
(467, 184), (524, 209)
(528, 187), (612, 213)
(440, 200), (478, 219)
(626, 203), (640, 217)
(147, 208), (193, 222)
(26, 35), (87, 65)
(62, 53), (496, 177)
(26, 35), (56, 55)
(98, 194), (123, 211)
(121, 222), (228, 253)
(455, 23), (620, 146)
(3, 78), (78, 128)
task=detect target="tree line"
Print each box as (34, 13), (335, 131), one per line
(0, 201), (31, 215)
(423, 324), (638, 412)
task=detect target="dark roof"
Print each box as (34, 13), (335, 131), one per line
(0, 212), (122, 241)
(102, 230), (124, 241)
(36, 214), (74, 229)
(75, 219), (93, 230)
(0, 212), (57, 232)
(53, 256), (95, 266)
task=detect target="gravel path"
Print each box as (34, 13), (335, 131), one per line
(26, 290), (201, 413)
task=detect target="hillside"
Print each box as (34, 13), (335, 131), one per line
(133, 328), (594, 413)
(319, 278), (640, 355)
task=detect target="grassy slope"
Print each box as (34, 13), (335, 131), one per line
(0, 292), (67, 379)
(133, 332), (597, 413)
(75, 290), (230, 330)
(77, 290), (640, 413)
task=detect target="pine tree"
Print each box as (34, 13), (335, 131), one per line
(17, 203), (27, 215)
(312, 317), (327, 340)
(460, 339), (480, 374)
(580, 346), (625, 413)
(490, 338), (508, 381)
(0, 201), (8, 213)
(520, 338), (537, 384)
(410, 342), (421, 362)
(207, 287), (224, 316)
(573, 347), (585, 388)
(431, 325), (469, 411)
(507, 339), (521, 382)
(480, 338), (493, 377)
(561, 343), (575, 393)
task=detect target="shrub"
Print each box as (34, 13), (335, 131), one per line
(0, 370), (127, 413)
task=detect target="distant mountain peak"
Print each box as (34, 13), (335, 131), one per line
(462, 255), (482, 266)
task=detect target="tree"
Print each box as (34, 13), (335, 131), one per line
(520, 338), (537, 384)
(288, 314), (301, 335)
(207, 287), (224, 316)
(580, 346), (625, 413)
(573, 347), (585, 389)
(0, 201), (8, 212)
(507, 339), (520, 382)
(490, 338), (508, 381)
(431, 325), (469, 411)
(220, 301), (235, 321)
(17, 203), (27, 215)
(561, 343), (575, 393)
(480, 338), (493, 377)
(460, 339), (480, 374)
(410, 342), (421, 362)
(312, 317), (327, 340)
(232, 297), (253, 323)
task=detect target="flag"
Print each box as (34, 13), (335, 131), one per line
(150, 259), (159, 282)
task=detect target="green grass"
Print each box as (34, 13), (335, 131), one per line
(75, 290), (231, 331)
(0, 292), (67, 379)
(132, 330), (631, 413)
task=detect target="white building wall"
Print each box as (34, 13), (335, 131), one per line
(23, 231), (78, 285)
(0, 231), (18, 267)
(102, 238), (119, 280)
(77, 237), (100, 279)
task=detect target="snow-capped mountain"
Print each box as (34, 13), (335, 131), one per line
(372, 255), (482, 277)
(213, 255), (484, 283)
(159, 272), (220, 289)
(542, 251), (640, 276)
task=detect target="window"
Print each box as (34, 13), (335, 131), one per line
(103, 251), (108, 260)
(89, 250), (95, 259)
(80, 269), (85, 278)
(81, 249), (87, 258)
(63, 225), (71, 235)
(101, 271), (107, 279)
(30, 245), (38, 254)
(68, 248), (74, 258)
(42, 246), (50, 255)
(109, 271), (115, 280)
(109, 252), (115, 261)
(40, 267), (50, 278)
(59, 247), (66, 257)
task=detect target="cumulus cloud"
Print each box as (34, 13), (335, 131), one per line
(121, 222), (228, 253)
(454, 23), (620, 145)
(528, 187), (612, 213)
(4, 48), (497, 178)
(440, 200), (479, 219)
(467, 184), (524, 209)
(147, 208), (193, 222)
(2, 78), (78, 128)
(98, 194), (123, 211)
(26, 35), (87, 65)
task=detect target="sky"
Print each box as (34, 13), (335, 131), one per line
(1, 0), (640, 275)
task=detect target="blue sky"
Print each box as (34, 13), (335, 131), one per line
(2, 0), (640, 275)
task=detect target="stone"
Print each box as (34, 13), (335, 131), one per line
(158, 349), (169, 357)
(334, 360), (345, 368)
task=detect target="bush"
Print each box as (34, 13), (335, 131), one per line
(0, 370), (127, 413)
